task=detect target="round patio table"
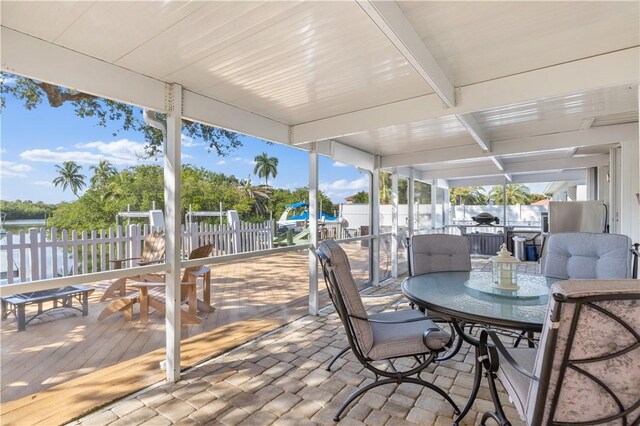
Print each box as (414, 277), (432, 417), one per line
(401, 271), (560, 425)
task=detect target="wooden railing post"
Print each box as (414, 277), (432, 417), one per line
(28, 228), (40, 281)
(129, 224), (140, 266)
(190, 222), (199, 252)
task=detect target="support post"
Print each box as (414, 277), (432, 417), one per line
(308, 144), (319, 315)
(370, 168), (380, 285)
(502, 180), (508, 227)
(620, 139), (640, 241)
(164, 83), (182, 382)
(430, 181), (437, 230)
(408, 171), (415, 238)
(391, 171), (399, 278)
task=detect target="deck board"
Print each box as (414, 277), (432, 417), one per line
(1, 245), (377, 420)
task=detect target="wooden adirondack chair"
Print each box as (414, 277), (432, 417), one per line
(100, 231), (165, 302)
(98, 243), (214, 324)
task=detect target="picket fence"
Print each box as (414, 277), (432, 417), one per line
(0, 221), (272, 284)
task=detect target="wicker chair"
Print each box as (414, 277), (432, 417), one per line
(478, 280), (640, 425)
(316, 240), (459, 421)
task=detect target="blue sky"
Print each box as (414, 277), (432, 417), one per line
(0, 79), (368, 204)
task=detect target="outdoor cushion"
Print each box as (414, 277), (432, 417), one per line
(496, 348), (537, 420)
(318, 240), (374, 354)
(541, 233), (632, 279)
(367, 310), (445, 360)
(524, 279), (640, 425)
(410, 234), (471, 276)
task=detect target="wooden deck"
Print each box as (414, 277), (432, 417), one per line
(0, 243), (377, 407)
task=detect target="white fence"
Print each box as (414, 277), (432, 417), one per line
(0, 221), (272, 284)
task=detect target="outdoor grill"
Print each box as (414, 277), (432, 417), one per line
(471, 212), (500, 225)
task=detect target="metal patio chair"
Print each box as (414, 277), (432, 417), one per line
(478, 279), (640, 425)
(316, 239), (459, 421)
(406, 233), (472, 360)
(541, 232), (634, 280)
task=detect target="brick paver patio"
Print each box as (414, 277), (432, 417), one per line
(73, 265), (534, 426)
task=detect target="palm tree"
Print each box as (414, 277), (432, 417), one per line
(237, 177), (270, 215)
(90, 160), (117, 188)
(52, 161), (86, 197)
(489, 184), (531, 205)
(379, 171), (392, 204)
(450, 186), (487, 205)
(103, 170), (134, 202)
(253, 153), (278, 186)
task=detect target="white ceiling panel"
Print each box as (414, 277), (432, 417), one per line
(1, 1), (94, 41)
(338, 115), (474, 156)
(54, 1), (208, 63)
(399, 1), (640, 86)
(472, 85), (639, 141)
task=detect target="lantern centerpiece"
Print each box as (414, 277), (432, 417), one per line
(490, 243), (520, 290)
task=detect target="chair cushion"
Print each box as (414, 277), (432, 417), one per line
(318, 240), (374, 354)
(496, 348), (537, 420)
(410, 234), (471, 276)
(541, 233), (632, 279)
(367, 310), (444, 361)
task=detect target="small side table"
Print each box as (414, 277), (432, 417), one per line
(1, 285), (94, 331)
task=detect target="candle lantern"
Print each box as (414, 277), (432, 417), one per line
(490, 243), (520, 290)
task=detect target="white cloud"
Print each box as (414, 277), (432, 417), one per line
(181, 134), (202, 147)
(33, 181), (54, 187)
(21, 138), (150, 166)
(21, 149), (111, 164)
(231, 156), (255, 165)
(182, 153), (193, 159)
(0, 148), (6, 155)
(76, 139), (146, 161)
(0, 76), (16, 86)
(319, 177), (368, 192)
(0, 160), (32, 178)
(56, 147), (65, 151)
(333, 161), (349, 168)
(319, 177), (368, 202)
(216, 160), (226, 165)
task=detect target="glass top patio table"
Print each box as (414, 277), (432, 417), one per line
(402, 271), (560, 331)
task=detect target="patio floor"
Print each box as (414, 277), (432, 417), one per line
(71, 273), (528, 426)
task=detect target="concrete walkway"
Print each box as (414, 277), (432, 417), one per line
(73, 272), (529, 426)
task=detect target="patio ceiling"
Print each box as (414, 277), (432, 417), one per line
(2, 1), (638, 185)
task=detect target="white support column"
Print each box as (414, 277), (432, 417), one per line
(164, 83), (182, 382)
(391, 171), (399, 278)
(370, 169), (380, 285)
(620, 139), (640, 242)
(430, 181), (437, 230)
(308, 144), (319, 315)
(586, 167), (598, 201)
(502, 180), (508, 226)
(408, 171), (415, 237)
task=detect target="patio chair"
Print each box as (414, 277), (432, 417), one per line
(406, 234), (472, 359)
(407, 234), (472, 276)
(316, 240), (460, 421)
(98, 243), (214, 322)
(478, 279), (640, 425)
(100, 231), (166, 301)
(517, 232), (636, 348)
(540, 232), (634, 280)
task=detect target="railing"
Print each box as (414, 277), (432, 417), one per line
(1, 221), (272, 284)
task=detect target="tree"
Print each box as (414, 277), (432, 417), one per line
(237, 177), (270, 216)
(450, 186), (487, 205)
(488, 184), (531, 205)
(52, 161), (87, 197)
(351, 191), (369, 204)
(90, 160), (117, 189)
(253, 153), (278, 186)
(1, 72), (242, 158)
